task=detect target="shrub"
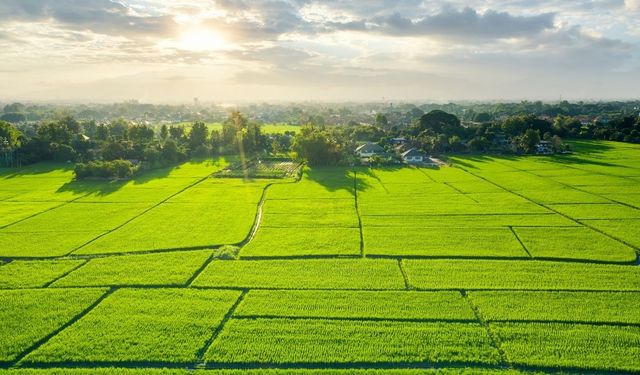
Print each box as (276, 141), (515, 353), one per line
(214, 245), (240, 260)
(74, 160), (137, 179)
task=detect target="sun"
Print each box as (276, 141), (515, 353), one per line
(178, 28), (226, 52)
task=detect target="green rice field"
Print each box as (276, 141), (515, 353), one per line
(1, 140), (639, 373)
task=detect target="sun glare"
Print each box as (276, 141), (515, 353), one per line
(178, 28), (226, 52)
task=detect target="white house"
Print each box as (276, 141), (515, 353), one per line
(401, 148), (425, 164)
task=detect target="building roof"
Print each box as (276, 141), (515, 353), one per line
(402, 148), (424, 158)
(356, 143), (385, 154)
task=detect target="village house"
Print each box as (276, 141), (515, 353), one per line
(355, 143), (385, 162)
(401, 148), (426, 164)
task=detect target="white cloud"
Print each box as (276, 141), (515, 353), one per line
(0, 0), (638, 102)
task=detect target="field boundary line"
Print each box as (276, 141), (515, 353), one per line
(353, 170), (365, 257)
(460, 290), (510, 369)
(0, 195), (89, 230)
(195, 289), (248, 367)
(442, 182), (479, 202)
(508, 226), (532, 258)
(66, 176), (212, 256)
(6, 287), (115, 368)
(42, 259), (90, 288)
(455, 165), (639, 259)
(185, 251), (216, 287)
(484, 319), (640, 328)
(412, 165), (437, 183)
(11, 362), (640, 374)
(13, 284), (640, 293)
(232, 315), (479, 324)
(397, 259), (412, 290)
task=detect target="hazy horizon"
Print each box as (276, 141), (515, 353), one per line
(1, 0), (639, 103)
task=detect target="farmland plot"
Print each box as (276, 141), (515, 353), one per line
(206, 318), (501, 365)
(513, 226), (637, 262)
(0, 231), (106, 258)
(0, 288), (107, 363)
(235, 290), (476, 320)
(0, 259), (85, 288)
(493, 323), (640, 372)
(405, 259), (640, 290)
(192, 259), (405, 289)
(53, 250), (212, 287)
(242, 168), (360, 257)
(24, 289), (241, 364)
(364, 227), (527, 258)
(468, 291), (640, 323)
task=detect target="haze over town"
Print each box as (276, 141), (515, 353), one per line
(1, 0), (639, 103)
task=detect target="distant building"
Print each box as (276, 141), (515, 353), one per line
(401, 148), (426, 164)
(535, 141), (554, 155)
(390, 137), (407, 145)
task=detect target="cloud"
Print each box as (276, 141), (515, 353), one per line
(0, 0), (177, 38)
(365, 7), (555, 40)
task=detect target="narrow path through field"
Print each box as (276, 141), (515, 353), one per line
(353, 170), (365, 257)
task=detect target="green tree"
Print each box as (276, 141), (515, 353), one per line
(291, 125), (342, 165)
(520, 129), (541, 153)
(160, 124), (169, 140)
(188, 121), (209, 149)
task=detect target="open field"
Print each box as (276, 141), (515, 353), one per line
(1, 140), (639, 373)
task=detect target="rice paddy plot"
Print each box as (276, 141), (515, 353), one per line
(550, 174), (636, 187)
(493, 322), (640, 372)
(513, 226), (637, 262)
(192, 259), (405, 289)
(167, 181), (271, 204)
(514, 188), (610, 204)
(74, 202), (257, 254)
(241, 227), (361, 257)
(468, 291), (640, 324)
(445, 180), (504, 194)
(474, 172), (566, 192)
(266, 168), (354, 200)
(0, 288), (107, 364)
(0, 231), (106, 257)
(0, 202), (64, 228)
(404, 259), (640, 291)
(0, 260), (85, 288)
(582, 219), (640, 248)
(362, 214), (577, 228)
(364, 227), (527, 258)
(23, 289), (241, 364)
(604, 193), (640, 207)
(234, 290), (476, 320)
(205, 318), (501, 365)
(548, 203), (640, 220)
(359, 200), (550, 216)
(260, 212), (359, 228)
(53, 250), (212, 287)
(579, 184), (640, 195)
(5, 203), (152, 232)
(262, 198), (355, 214)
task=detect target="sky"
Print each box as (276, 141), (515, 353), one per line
(0, 0), (639, 103)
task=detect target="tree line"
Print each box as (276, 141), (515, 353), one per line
(1, 109), (639, 173)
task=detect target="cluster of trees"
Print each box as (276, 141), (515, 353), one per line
(0, 111), (284, 177)
(2, 103), (639, 171)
